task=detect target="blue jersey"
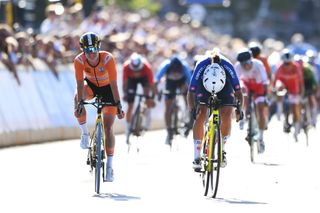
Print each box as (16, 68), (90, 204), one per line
(189, 54), (240, 92)
(155, 59), (192, 83)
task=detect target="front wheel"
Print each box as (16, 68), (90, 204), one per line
(202, 126), (221, 198)
(95, 123), (103, 194)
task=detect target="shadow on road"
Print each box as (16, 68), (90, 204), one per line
(93, 193), (141, 201)
(215, 197), (268, 205)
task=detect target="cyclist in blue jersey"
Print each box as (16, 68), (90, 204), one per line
(155, 56), (192, 144)
(187, 50), (243, 170)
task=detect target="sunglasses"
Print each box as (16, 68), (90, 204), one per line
(83, 47), (99, 53)
(240, 60), (252, 66)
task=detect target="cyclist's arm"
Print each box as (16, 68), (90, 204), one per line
(155, 61), (170, 83)
(182, 61), (192, 84)
(74, 57), (85, 102)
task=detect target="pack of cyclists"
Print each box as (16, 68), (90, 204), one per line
(73, 32), (319, 180)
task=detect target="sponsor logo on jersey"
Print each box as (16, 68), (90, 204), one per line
(99, 67), (105, 73)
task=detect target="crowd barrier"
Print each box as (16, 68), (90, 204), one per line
(0, 61), (165, 148)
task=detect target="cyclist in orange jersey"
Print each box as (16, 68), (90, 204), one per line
(73, 32), (125, 182)
(274, 49), (304, 141)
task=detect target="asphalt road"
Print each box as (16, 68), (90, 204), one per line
(0, 118), (319, 213)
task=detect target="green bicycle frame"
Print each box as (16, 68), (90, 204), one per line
(204, 107), (221, 172)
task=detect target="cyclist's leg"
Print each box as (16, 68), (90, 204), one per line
(290, 94), (302, 140)
(217, 82), (235, 164)
(102, 108), (116, 182)
(125, 79), (137, 136)
(308, 94), (318, 127)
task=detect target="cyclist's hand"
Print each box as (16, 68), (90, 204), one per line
(76, 100), (84, 116)
(117, 110), (125, 119)
(146, 98), (156, 108)
(235, 109), (244, 122)
(116, 101), (125, 119)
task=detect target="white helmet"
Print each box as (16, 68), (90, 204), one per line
(202, 63), (226, 94)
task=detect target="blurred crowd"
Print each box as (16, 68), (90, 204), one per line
(0, 3), (319, 86)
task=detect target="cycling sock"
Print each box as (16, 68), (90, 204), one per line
(80, 123), (88, 135)
(294, 122), (300, 135)
(194, 140), (201, 160)
(222, 136), (229, 151)
(107, 156), (113, 168)
(258, 129), (264, 141)
(277, 102), (282, 119)
(125, 122), (130, 135)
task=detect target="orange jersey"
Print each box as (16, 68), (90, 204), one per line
(255, 55), (272, 80)
(274, 62), (303, 95)
(74, 51), (117, 87)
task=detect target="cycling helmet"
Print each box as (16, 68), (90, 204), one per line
(281, 49), (293, 63)
(236, 49), (252, 64)
(129, 53), (143, 71)
(79, 32), (101, 53)
(170, 56), (183, 68)
(202, 63), (226, 94)
(249, 43), (261, 57)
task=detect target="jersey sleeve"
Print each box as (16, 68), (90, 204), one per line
(74, 56), (84, 81)
(144, 62), (154, 85)
(221, 59), (241, 91)
(188, 57), (211, 92)
(106, 54), (117, 81)
(155, 60), (169, 82)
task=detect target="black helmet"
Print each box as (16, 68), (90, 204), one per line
(79, 32), (101, 53)
(249, 46), (261, 57)
(237, 49), (252, 63)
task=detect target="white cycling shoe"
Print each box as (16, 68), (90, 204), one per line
(106, 167), (114, 182)
(80, 133), (89, 149)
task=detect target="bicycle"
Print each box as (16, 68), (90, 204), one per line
(197, 94), (241, 198)
(158, 89), (192, 149)
(244, 91), (260, 163)
(282, 92), (310, 146)
(126, 92), (150, 152)
(79, 96), (115, 194)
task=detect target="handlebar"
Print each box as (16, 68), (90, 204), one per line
(77, 96), (116, 115)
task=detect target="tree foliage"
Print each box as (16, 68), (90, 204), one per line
(104, 0), (161, 14)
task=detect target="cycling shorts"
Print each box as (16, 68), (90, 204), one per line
(126, 76), (149, 103)
(195, 78), (235, 105)
(165, 78), (187, 100)
(85, 78), (117, 115)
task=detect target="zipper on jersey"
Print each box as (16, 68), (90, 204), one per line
(93, 67), (100, 87)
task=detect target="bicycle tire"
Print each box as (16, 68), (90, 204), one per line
(210, 126), (221, 198)
(95, 122), (102, 194)
(247, 94), (255, 163)
(202, 125), (221, 198)
(130, 104), (142, 137)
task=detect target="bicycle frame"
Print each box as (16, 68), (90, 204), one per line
(83, 96), (114, 194)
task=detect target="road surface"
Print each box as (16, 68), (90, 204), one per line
(0, 118), (319, 213)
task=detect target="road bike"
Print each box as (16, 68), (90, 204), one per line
(198, 94), (241, 198)
(159, 89), (193, 149)
(245, 92), (260, 163)
(283, 94), (311, 146)
(80, 96), (115, 194)
(126, 92), (150, 152)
